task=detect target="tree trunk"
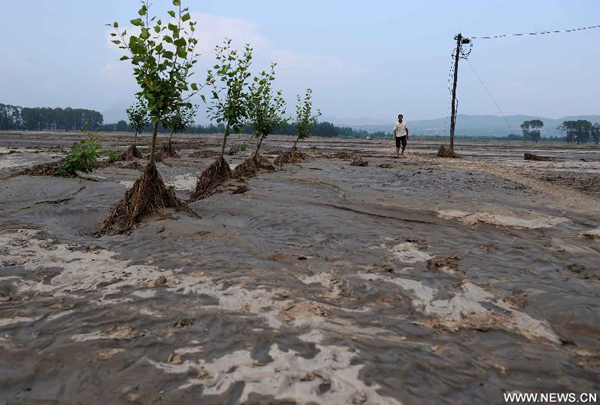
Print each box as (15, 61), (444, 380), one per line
(134, 129), (138, 145)
(168, 130), (175, 148)
(149, 122), (159, 166)
(254, 134), (266, 158)
(220, 124), (230, 158)
(292, 135), (300, 149)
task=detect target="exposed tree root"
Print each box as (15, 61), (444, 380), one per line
(274, 147), (306, 167)
(156, 143), (179, 161)
(120, 145), (143, 161)
(437, 145), (458, 158)
(524, 153), (558, 162)
(232, 153), (275, 179)
(97, 162), (195, 236)
(350, 155), (368, 167)
(188, 156), (232, 201)
(10, 161), (74, 178)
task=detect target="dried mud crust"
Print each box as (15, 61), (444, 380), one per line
(120, 145), (143, 161)
(274, 147), (307, 166)
(97, 162), (196, 235)
(536, 171), (600, 197)
(231, 153), (275, 179)
(188, 156), (232, 201)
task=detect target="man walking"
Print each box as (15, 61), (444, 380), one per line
(393, 114), (409, 157)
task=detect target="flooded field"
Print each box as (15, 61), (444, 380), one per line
(1, 131), (599, 404)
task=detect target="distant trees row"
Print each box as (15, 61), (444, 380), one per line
(99, 119), (388, 139)
(0, 103), (103, 131)
(520, 119), (599, 144)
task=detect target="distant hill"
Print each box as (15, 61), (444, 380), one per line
(332, 114), (600, 137)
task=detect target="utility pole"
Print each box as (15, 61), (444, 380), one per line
(449, 33), (462, 151)
(449, 33), (471, 151)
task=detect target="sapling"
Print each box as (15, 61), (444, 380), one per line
(122, 98), (148, 160)
(189, 40), (253, 200)
(275, 89), (320, 166)
(162, 103), (196, 157)
(232, 64), (284, 178)
(99, 0), (200, 235)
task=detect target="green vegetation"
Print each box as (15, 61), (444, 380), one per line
(108, 0), (201, 165)
(227, 141), (249, 156)
(521, 119), (544, 143)
(57, 133), (103, 176)
(165, 103), (196, 147)
(126, 98), (149, 142)
(248, 63), (287, 156)
(292, 89), (321, 148)
(206, 40), (253, 158)
(558, 120), (597, 144)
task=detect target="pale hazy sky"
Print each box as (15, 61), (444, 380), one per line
(1, 0), (599, 123)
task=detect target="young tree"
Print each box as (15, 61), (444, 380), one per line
(99, 0), (200, 235)
(189, 40), (253, 201)
(292, 88), (321, 149)
(521, 120), (544, 143)
(206, 40), (253, 158)
(558, 120), (593, 144)
(126, 98), (148, 143)
(248, 63), (286, 157)
(166, 103), (196, 148)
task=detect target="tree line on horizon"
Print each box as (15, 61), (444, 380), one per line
(513, 119), (599, 144)
(0, 102), (388, 139)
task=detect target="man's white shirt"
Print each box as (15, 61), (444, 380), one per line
(393, 121), (408, 138)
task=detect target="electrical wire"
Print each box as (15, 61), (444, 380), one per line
(470, 23), (600, 40)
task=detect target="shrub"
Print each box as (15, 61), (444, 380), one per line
(228, 142), (249, 156)
(58, 133), (102, 175)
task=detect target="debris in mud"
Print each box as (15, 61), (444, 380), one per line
(168, 353), (184, 364)
(231, 153), (275, 179)
(148, 275), (167, 287)
(97, 163), (196, 235)
(539, 172), (600, 197)
(274, 147), (306, 166)
(0, 292), (12, 302)
(189, 149), (220, 158)
(582, 228), (600, 240)
(427, 256), (461, 272)
(524, 152), (558, 161)
(189, 156), (232, 201)
(283, 301), (331, 324)
(437, 145), (458, 158)
(11, 161), (74, 178)
(349, 155), (368, 167)
(566, 264), (585, 274)
(378, 163), (395, 168)
(156, 143), (179, 161)
(231, 183), (250, 194)
(120, 145), (143, 161)
(172, 318), (194, 328)
(117, 161), (145, 171)
(326, 151), (354, 159)
(72, 326), (135, 342)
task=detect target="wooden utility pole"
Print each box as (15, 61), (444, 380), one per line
(449, 33), (462, 151)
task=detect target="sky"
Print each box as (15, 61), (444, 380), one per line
(1, 0), (599, 124)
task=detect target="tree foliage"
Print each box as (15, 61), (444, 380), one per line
(558, 120), (594, 144)
(166, 103), (196, 137)
(592, 123), (600, 144)
(206, 39), (253, 157)
(293, 88), (321, 147)
(108, 0), (202, 164)
(521, 119), (544, 143)
(0, 103), (103, 131)
(57, 133), (103, 176)
(126, 98), (149, 139)
(248, 63), (286, 154)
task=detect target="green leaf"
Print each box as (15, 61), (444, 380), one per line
(168, 10), (176, 18)
(130, 18), (144, 27)
(120, 56), (130, 61)
(191, 83), (198, 90)
(182, 13), (191, 22)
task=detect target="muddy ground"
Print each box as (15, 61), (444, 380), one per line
(1, 131), (599, 405)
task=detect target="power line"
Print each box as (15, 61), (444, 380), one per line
(470, 23), (600, 40)
(465, 59), (514, 134)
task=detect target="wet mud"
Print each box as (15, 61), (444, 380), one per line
(1, 132), (600, 404)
